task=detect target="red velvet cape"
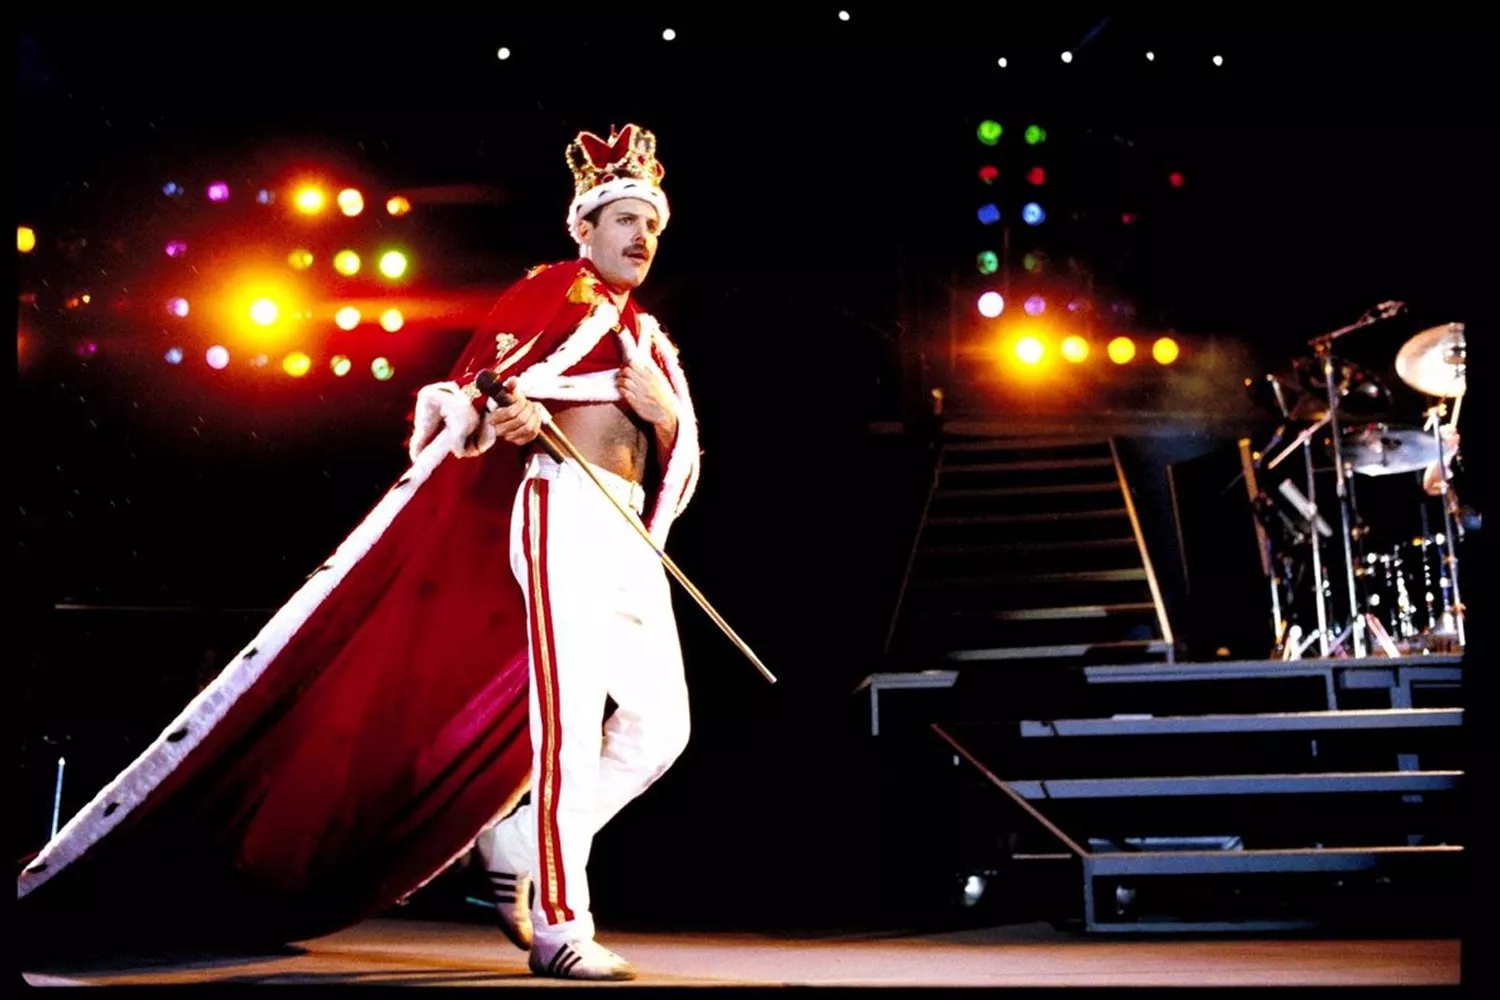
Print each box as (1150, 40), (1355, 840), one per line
(16, 259), (697, 954)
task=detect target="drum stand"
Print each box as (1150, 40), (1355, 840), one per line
(1311, 336), (1370, 658)
(1425, 401), (1466, 648)
(1267, 415), (1335, 657)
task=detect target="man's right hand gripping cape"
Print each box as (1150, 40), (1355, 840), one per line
(16, 259), (700, 954)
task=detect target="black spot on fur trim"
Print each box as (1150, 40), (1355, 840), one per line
(105, 802), (119, 816)
(307, 563), (333, 580)
(167, 728), (189, 742)
(244, 648), (258, 659)
(25, 862), (47, 873)
(397, 476), (412, 488)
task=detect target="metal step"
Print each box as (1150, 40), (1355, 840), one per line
(936, 482), (1122, 499)
(944, 458), (1116, 474)
(917, 602), (1158, 623)
(1087, 844), (1463, 876)
(1017, 709), (1463, 739)
(917, 569), (1147, 588)
(1004, 771), (1462, 800)
(919, 538), (1139, 557)
(947, 639), (1172, 662)
(943, 438), (1109, 454)
(928, 509), (1128, 526)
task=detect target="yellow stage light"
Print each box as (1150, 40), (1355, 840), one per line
(337, 188), (365, 216)
(1061, 336), (1090, 363)
(295, 188), (327, 214)
(335, 306), (361, 330)
(1108, 337), (1136, 364)
(287, 248), (314, 270)
(1153, 337), (1180, 365)
(334, 250), (361, 276)
(331, 355), (352, 377)
(1014, 336), (1045, 365)
(249, 298), (279, 326)
(380, 308), (405, 332)
(386, 195), (411, 217)
(378, 250), (409, 279)
(18, 226), (37, 253)
(283, 351), (312, 377)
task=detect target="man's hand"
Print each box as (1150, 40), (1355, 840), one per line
(486, 379), (544, 445)
(618, 359), (678, 433)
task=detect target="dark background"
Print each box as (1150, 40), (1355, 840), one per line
(15, 12), (1491, 932)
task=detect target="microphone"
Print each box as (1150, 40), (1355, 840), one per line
(473, 370), (565, 461)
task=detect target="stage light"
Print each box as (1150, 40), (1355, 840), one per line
(1024, 295), (1046, 316)
(167, 297), (190, 318)
(386, 195), (411, 216)
(977, 204), (1000, 225)
(287, 248), (314, 270)
(380, 308), (405, 332)
(1169, 172), (1185, 188)
(334, 250), (361, 276)
(282, 351), (312, 377)
(1015, 336), (1045, 365)
(1022, 203), (1046, 225)
(839, 10), (850, 20)
(1025, 125), (1047, 145)
(1121, 213), (1138, 225)
(337, 188), (364, 216)
(19, 226), (36, 253)
(1146, 51), (1155, 61)
(1213, 55), (1224, 67)
(1061, 51), (1073, 63)
(163, 182), (182, 197)
(65, 295), (83, 309)
(977, 120), (1002, 146)
(497, 47), (511, 60)
(331, 355), (352, 377)
(378, 250), (409, 279)
(1023, 252), (1041, 272)
(165, 347), (184, 365)
(249, 298), (279, 326)
(257, 189), (275, 205)
(1027, 167), (1046, 186)
(1153, 337), (1180, 364)
(251, 354), (270, 368)
(1061, 336), (1090, 362)
(372, 357), (395, 381)
(977, 292), (1005, 318)
(978, 164), (999, 184)
(207, 182), (230, 203)
(662, 28), (676, 40)
(997, 57), (1008, 68)
(165, 240), (188, 258)
(1108, 337), (1136, 364)
(206, 345), (230, 369)
(295, 187), (327, 214)
(335, 306), (361, 330)
(76, 341), (99, 359)
(976, 251), (999, 275)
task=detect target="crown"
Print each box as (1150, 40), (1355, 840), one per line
(564, 124), (670, 246)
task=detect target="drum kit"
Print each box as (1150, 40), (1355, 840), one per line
(1239, 304), (1467, 660)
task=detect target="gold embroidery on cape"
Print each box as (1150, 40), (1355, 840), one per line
(566, 270), (607, 306)
(525, 263), (551, 280)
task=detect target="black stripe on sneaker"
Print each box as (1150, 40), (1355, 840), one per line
(548, 946), (575, 975)
(561, 953), (583, 975)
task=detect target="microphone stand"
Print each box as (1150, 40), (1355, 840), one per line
(1306, 307), (1393, 659)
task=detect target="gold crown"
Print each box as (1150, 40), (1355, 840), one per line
(566, 124), (665, 200)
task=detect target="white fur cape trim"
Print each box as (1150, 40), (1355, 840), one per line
(18, 417), (480, 900)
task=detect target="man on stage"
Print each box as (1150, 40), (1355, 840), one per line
(18, 124), (701, 984)
(415, 123), (700, 980)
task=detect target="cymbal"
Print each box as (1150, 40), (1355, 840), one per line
(1339, 422), (1441, 477)
(1396, 322), (1466, 398)
(1291, 355), (1390, 415)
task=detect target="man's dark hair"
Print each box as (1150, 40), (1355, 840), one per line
(582, 205), (604, 227)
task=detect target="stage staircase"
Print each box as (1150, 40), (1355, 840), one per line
(884, 435), (1174, 666)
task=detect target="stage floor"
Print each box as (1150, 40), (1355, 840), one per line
(21, 917), (1460, 987)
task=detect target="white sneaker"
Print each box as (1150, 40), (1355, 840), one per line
(484, 869), (533, 951)
(529, 939), (637, 981)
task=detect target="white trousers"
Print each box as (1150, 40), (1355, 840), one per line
(477, 453), (691, 948)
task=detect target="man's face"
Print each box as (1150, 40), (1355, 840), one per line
(580, 198), (660, 290)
